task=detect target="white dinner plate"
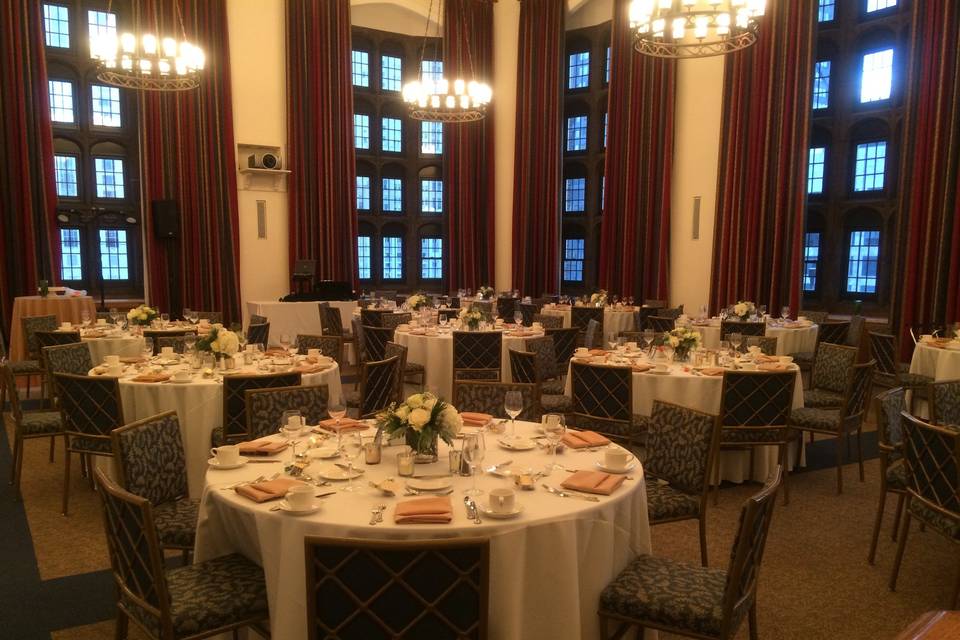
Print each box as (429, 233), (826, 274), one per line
(478, 503), (524, 519)
(306, 446), (340, 460)
(645, 369), (672, 376)
(155, 358), (180, 366)
(406, 477), (453, 491)
(274, 499), (321, 515)
(207, 457), (249, 470)
(317, 466), (363, 481)
(169, 377), (193, 384)
(498, 438), (537, 451)
(595, 460), (637, 474)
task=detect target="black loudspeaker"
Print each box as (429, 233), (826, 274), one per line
(152, 200), (179, 239)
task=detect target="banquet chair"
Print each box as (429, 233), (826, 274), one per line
(889, 412), (960, 607)
(569, 361), (647, 448)
(111, 411), (197, 564)
(635, 307), (658, 331)
(211, 371), (302, 446)
(532, 313), (563, 329)
(385, 341), (425, 395)
(318, 303), (354, 355)
(716, 371), (796, 505)
(18, 314), (58, 401)
(789, 319), (850, 376)
(453, 331), (503, 381)
(296, 334), (344, 365)
(584, 319), (602, 349)
(249, 314), (268, 326)
(2, 365), (63, 500)
(246, 322), (270, 349)
(644, 299), (668, 308)
(804, 342), (858, 409)
(304, 536), (488, 640)
(869, 332), (932, 408)
(799, 310), (829, 325)
(847, 315), (866, 351)
(930, 381), (960, 426)
(94, 469), (270, 640)
(246, 384), (330, 439)
(374, 289), (397, 302)
(617, 330), (647, 343)
(143, 331), (190, 356)
(497, 296), (517, 321)
(446, 295), (461, 308)
(660, 306), (685, 319)
(43, 342), (94, 375)
(346, 356), (400, 419)
(545, 327), (580, 367)
(644, 400), (720, 566)
(361, 308), (389, 327)
(720, 321), (765, 342)
(745, 336), (778, 356)
(525, 336), (564, 393)
(52, 372), (125, 515)
(787, 360), (875, 493)
(155, 336), (187, 354)
(648, 316), (676, 333)
(508, 349), (570, 414)
(473, 301), (495, 317)
(351, 318), (366, 363)
(518, 302), (541, 326)
(196, 311), (222, 324)
(37, 331), (84, 398)
(598, 467), (782, 640)
(362, 325), (394, 362)
(438, 308), (460, 323)
(571, 306), (604, 345)
(382, 312), (412, 329)
(453, 380), (541, 422)
(868, 387), (909, 565)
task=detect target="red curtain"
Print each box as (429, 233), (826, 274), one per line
(139, 0), (242, 323)
(0, 0), (60, 343)
(286, 0), (358, 287)
(598, 0), (675, 300)
(894, 1), (960, 358)
(709, 1), (814, 315)
(443, 0), (496, 291)
(510, 0), (564, 297)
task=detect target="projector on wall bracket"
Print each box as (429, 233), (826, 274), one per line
(247, 152), (282, 170)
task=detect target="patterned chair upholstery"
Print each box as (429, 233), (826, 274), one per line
(382, 312), (412, 329)
(360, 308), (389, 327)
(453, 380), (542, 422)
(545, 327), (579, 367)
(16, 314), (58, 399)
(645, 401), (720, 566)
(744, 336), (778, 356)
(804, 342), (858, 409)
(571, 306), (604, 344)
(532, 313), (564, 329)
(497, 296), (517, 321)
(2, 365), (63, 499)
(211, 372), (302, 446)
(799, 310), (829, 325)
(869, 332), (933, 392)
(599, 468), (783, 640)
(143, 331), (191, 356)
(196, 311), (222, 324)
(296, 334), (343, 365)
(384, 341), (425, 394)
(788, 360), (875, 494)
(351, 317), (366, 362)
(453, 331), (502, 381)
(318, 304), (345, 337)
(472, 300), (495, 317)
(362, 325), (394, 363)
(868, 387), (908, 565)
(648, 316), (676, 333)
(248, 314), (268, 326)
(155, 336), (187, 354)
(525, 336), (562, 388)
(847, 315), (866, 348)
(94, 469), (269, 640)
(584, 318), (602, 349)
(36, 329), (81, 354)
(438, 308), (460, 323)
(111, 411), (197, 560)
(889, 413), (960, 607)
(719, 321), (765, 342)
(508, 348), (571, 414)
(518, 302), (541, 326)
(246, 321), (270, 348)
(931, 381), (960, 427)
(346, 356), (401, 419)
(789, 319), (850, 373)
(43, 342), (94, 375)
(305, 536), (488, 640)
(570, 361), (646, 447)
(52, 372), (125, 515)
(246, 385), (330, 439)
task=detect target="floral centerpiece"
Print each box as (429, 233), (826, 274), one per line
(127, 304), (159, 326)
(477, 285), (495, 300)
(664, 326), (702, 362)
(375, 392), (463, 462)
(732, 300), (757, 321)
(590, 290), (608, 307)
(405, 293), (431, 311)
(195, 323), (240, 359)
(459, 305), (484, 331)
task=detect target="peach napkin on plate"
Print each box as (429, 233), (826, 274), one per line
(755, 354), (778, 363)
(562, 430), (611, 449)
(265, 348), (289, 356)
(235, 478), (306, 503)
(120, 356), (146, 364)
(699, 367), (725, 376)
(757, 363), (788, 371)
(294, 363), (328, 374)
(561, 470), (625, 496)
(631, 363), (653, 373)
(238, 437), (289, 456)
(131, 372), (170, 383)
(394, 496), (453, 524)
(315, 418), (367, 433)
(589, 349), (608, 356)
(460, 412), (494, 427)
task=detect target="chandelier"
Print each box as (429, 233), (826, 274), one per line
(89, 1), (204, 92)
(629, 0), (766, 59)
(402, 0), (492, 123)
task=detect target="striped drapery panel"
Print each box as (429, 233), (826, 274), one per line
(893, 0), (960, 359)
(139, 0), (242, 324)
(444, 0), (496, 291)
(510, 0), (564, 298)
(0, 0), (60, 344)
(709, 1), (814, 316)
(286, 0), (358, 287)
(598, 0), (675, 302)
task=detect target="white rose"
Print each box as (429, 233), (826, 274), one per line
(406, 393), (424, 409)
(423, 397), (437, 411)
(139, 311), (148, 320)
(668, 336), (680, 348)
(219, 331), (239, 355)
(734, 303), (747, 317)
(408, 408), (431, 431)
(395, 405), (411, 420)
(441, 406), (462, 435)
(210, 339), (221, 352)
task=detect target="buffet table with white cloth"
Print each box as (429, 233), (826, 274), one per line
(245, 300), (358, 346)
(84, 331), (145, 363)
(9, 294), (98, 360)
(910, 340), (960, 381)
(540, 304), (638, 344)
(195, 420), (652, 640)
(693, 319), (819, 355)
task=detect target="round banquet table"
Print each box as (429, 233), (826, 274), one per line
(540, 305), (638, 344)
(246, 300), (357, 348)
(194, 420), (652, 640)
(564, 356), (805, 483)
(693, 320), (819, 355)
(81, 330), (145, 363)
(910, 341), (960, 381)
(9, 294), (98, 360)
(393, 327), (543, 399)
(100, 358), (344, 497)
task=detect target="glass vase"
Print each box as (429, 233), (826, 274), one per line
(405, 430), (439, 463)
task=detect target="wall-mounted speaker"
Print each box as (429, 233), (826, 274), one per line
(152, 200), (179, 239)
(247, 152), (282, 170)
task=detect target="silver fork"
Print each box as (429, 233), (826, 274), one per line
(220, 474), (264, 490)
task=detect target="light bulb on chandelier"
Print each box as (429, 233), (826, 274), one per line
(629, 0), (766, 59)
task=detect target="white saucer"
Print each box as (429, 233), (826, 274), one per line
(407, 477), (453, 491)
(646, 369), (671, 376)
(498, 438), (537, 451)
(306, 446), (340, 459)
(274, 499), (321, 515)
(595, 460), (637, 474)
(169, 377), (193, 384)
(280, 426), (310, 438)
(155, 358), (180, 366)
(207, 457), (249, 470)
(317, 466), (363, 481)
(478, 503), (524, 519)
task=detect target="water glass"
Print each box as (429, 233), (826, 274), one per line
(504, 391), (524, 439)
(340, 432), (363, 492)
(160, 313), (170, 327)
(781, 306), (791, 322)
(142, 338), (154, 360)
(109, 307), (120, 324)
(81, 310), (90, 326)
(463, 434), (485, 496)
(543, 414), (566, 469)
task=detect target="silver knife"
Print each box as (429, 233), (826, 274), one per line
(542, 484), (601, 502)
(411, 473), (452, 480)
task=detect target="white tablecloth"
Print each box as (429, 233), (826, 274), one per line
(564, 359), (805, 483)
(910, 341), (960, 381)
(195, 421), (652, 640)
(540, 305), (638, 344)
(84, 334), (145, 363)
(105, 360), (344, 497)
(394, 328), (542, 400)
(694, 321), (819, 355)
(245, 300), (358, 346)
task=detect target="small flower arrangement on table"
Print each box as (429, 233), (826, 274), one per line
(590, 290), (608, 307)
(732, 301), (757, 321)
(664, 326), (702, 362)
(405, 293), (431, 311)
(459, 305), (485, 331)
(376, 392), (463, 462)
(477, 286), (495, 300)
(195, 323), (240, 359)
(127, 304), (159, 326)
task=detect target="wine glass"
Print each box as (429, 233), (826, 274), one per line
(504, 390), (524, 439)
(339, 432), (363, 492)
(641, 329), (655, 356)
(729, 332), (743, 354)
(188, 309), (199, 325)
(543, 414), (566, 470)
(183, 308), (192, 323)
(514, 310), (523, 326)
(160, 313), (170, 327)
(109, 307), (120, 325)
(81, 310), (90, 326)
(758, 305), (767, 317)
(184, 333), (197, 354)
(439, 313), (449, 330)
(781, 306), (791, 322)
(329, 402), (347, 433)
(463, 433), (486, 496)
(279, 334), (292, 354)
(141, 338), (154, 361)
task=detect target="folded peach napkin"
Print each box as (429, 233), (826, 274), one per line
(316, 418), (367, 433)
(82, 331), (106, 339)
(460, 412), (494, 427)
(757, 363), (788, 371)
(589, 349), (608, 356)
(562, 430), (611, 449)
(294, 363), (328, 374)
(265, 348), (289, 356)
(237, 437), (288, 456)
(131, 372), (170, 383)
(394, 496), (453, 524)
(699, 367), (725, 376)
(120, 356), (146, 364)
(631, 363), (653, 373)
(235, 478), (306, 503)
(561, 470), (625, 495)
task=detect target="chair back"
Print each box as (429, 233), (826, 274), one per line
(570, 306), (603, 336)
(361, 308), (388, 327)
(438, 308), (460, 322)
(318, 304), (345, 337)
(616, 331), (646, 343)
(874, 386), (906, 450)
(645, 401), (719, 497)
(111, 410), (188, 506)
(817, 320), (850, 345)
(304, 536), (489, 640)
(508, 349), (539, 384)
(584, 318), (601, 348)
(570, 361), (632, 432)
(249, 314), (268, 326)
(497, 296), (517, 321)
(43, 342), (94, 375)
(647, 316), (676, 333)
(525, 336), (559, 380)
(53, 373), (124, 447)
(745, 336), (777, 355)
(452, 331), (502, 381)
(719, 467), (782, 638)
(1, 365), (29, 425)
(840, 360), (875, 428)
(660, 306), (684, 319)
(22, 314), (58, 358)
(384, 342), (409, 401)
(545, 327), (579, 366)
(142, 330), (189, 356)
(197, 311), (222, 324)
(296, 334), (343, 364)
(868, 331), (901, 377)
(352, 317), (366, 360)
(644, 299), (667, 308)
(719, 371), (795, 444)
(246, 384), (330, 439)
(518, 302), (540, 326)
(472, 300), (494, 317)
(155, 335), (186, 354)
(800, 310), (829, 325)
(363, 326), (395, 362)
(532, 313), (563, 329)
(382, 312), (412, 329)
(36, 329), (81, 354)
(847, 315), (865, 348)
(811, 342), (858, 394)
(222, 372), (301, 442)
(720, 321), (765, 341)
(453, 380), (541, 421)
(246, 322), (270, 349)
(447, 296), (461, 309)
(930, 381), (960, 427)
(358, 356), (401, 418)
(900, 412), (960, 534)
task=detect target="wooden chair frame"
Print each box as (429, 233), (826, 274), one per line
(356, 356), (401, 418)
(868, 387), (908, 565)
(452, 331), (503, 382)
(2, 364), (62, 499)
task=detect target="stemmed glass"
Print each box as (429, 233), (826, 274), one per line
(463, 433), (485, 496)
(183, 308), (192, 323)
(188, 309), (199, 325)
(184, 333), (197, 355)
(339, 432), (363, 492)
(109, 307), (120, 325)
(781, 306), (791, 322)
(641, 329), (655, 357)
(514, 310), (523, 326)
(439, 314), (449, 330)
(543, 414), (566, 470)
(279, 334), (292, 355)
(329, 402), (347, 439)
(504, 390), (524, 439)
(729, 332), (743, 355)
(160, 313), (170, 327)
(81, 310), (90, 326)
(141, 338), (154, 361)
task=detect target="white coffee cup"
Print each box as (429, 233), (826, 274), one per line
(108, 364), (124, 377)
(60, 322), (72, 330)
(210, 444), (240, 466)
(104, 355), (120, 366)
(286, 484), (314, 510)
(96, 318), (107, 325)
(489, 488), (516, 514)
(172, 370), (192, 382)
(161, 346), (175, 358)
(575, 347), (589, 357)
(307, 348), (321, 358)
(604, 448), (632, 470)
(626, 341), (638, 351)
(778, 356), (794, 365)
(740, 362), (758, 370)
